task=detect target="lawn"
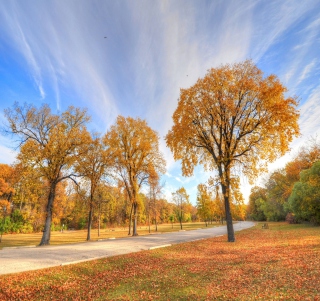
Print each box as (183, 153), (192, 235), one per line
(0, 222), (218, 249)
(0, 222), (319, 300)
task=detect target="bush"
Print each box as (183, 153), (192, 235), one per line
(285, 212), (297, 224)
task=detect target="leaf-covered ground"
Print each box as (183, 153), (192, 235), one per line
(0, 223), (319, 300)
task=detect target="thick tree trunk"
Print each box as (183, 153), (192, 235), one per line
(40, 182), (56, 246)
(132, 202), (138, 236)
(87, 202), (93, 241)
(221, 182), (235, 242)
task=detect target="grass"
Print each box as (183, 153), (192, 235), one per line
(0, 222), (319, 300)
(0, 222), (218, 249)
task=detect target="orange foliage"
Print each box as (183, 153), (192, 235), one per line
(0, 164), (15, 201)
(103, 116), (166, 235)
(5, 103), (91, 244)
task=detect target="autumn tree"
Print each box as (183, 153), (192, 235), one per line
(75, 134), (111, 240)
(285, 137), (320, 198)
(263, 169), (288, 221)
(148, 176), (164, 232)
(103, 116), (165, 236)
(166, 60), (299, 242)
(94, 182), (117, 236)
(0, 164), (15, 203)
(196, 183), (213, 226)
(172, 187), (190, 230)
(4, 103), (90, 245)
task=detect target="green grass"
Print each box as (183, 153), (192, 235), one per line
(0, 222), (319, 300)
(0, 222), (219, 249)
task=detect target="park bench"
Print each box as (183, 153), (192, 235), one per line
(262, 223), (269, 229)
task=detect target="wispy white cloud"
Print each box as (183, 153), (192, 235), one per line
(1, 5), (45, 99)
(296, 59), (317, 87)
(0, 1), (119, 126)
(0, 132), (18, 164)
(299, 86), (320, 136)
(1, 0), (320, 204)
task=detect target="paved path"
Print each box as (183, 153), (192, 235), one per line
(0, 221), (254, 275)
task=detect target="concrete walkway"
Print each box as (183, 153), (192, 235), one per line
(0, 221), (255, 275)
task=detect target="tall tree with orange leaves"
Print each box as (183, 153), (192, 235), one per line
(103, 116), (165, 236)
(75, 134), (112, 241)
(166, 60), (299, 242)
(4, 103), (91, 245)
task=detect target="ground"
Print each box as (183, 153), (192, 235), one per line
(0, 222), (319, 300)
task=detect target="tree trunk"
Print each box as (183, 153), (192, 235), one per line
(97, 201), (101, 237)
(221, 182), (235, 242)
(148, 203), (151, 233)
(155, 216), (158, 232)
(98, 212), (101, 237)
(39, 182), (56, 246)
(87, 201), (93, 241)
(132, 202), (138, 236)
(128, 203), (133, 235)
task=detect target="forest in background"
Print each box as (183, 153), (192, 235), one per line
(247, 138), (320, 225)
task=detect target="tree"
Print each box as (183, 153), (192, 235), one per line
(103, 116), (165, 236)
(166, 60), (299, 242)
(264, 169), (288, 221)
(75, 134), (111, 240)
(248, 186), (267, 221)
(285, 137), (320, 198)
(172, 187), (190, 230)
(288, 161), (320, 225)
(4, 103), (90, 245)
(196, 183), (213, 226)
(11, 162), (47, 231)
(94, 183), (114, 236)
(148, 177), (164, 232)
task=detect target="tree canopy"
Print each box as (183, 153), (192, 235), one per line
(103, 116), (165, 236)
(166, 60), (300, 241)
(4, 103), (91, 245)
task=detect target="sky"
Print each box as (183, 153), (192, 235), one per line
(0, 0), (320, 204)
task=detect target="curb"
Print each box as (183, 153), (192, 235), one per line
(61, 255), (107, 266)
(2, 245), (37, 250)
(149, 244), (172, 250)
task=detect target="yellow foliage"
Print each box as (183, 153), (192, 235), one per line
(166, 60), (299, 240)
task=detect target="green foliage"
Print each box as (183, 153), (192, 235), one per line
(0, 216), (10, 234)
(78, 217), (87, 230)
(248, 187), (267, 221)
(0, 210), (34, 234)
(288, 161), (320, 225)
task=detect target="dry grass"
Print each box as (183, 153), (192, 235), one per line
(0, 222), (218, 249)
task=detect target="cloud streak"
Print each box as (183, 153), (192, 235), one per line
(0, 0), (320, 203)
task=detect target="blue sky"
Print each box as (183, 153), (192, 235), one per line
(0, 1), (320, 204)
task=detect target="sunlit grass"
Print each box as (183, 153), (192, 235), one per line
(0, 222), (219, 249)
